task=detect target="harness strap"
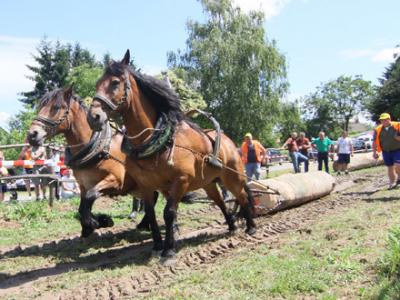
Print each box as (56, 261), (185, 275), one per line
(65, 122), (113, 169)
(121, 113), (174, 160)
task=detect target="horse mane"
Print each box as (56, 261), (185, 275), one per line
(38, 88), (87, 112)
(106, 62), (184, 125)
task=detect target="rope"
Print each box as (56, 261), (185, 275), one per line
(174, 145), (281, 196)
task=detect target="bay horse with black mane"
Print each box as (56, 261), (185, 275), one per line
(87, 50), (256, 264)
(26, 87), (157, 237)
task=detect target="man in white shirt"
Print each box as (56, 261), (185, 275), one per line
(336, 131), (354, 175)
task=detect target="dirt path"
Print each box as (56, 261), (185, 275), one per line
(0, 172), (388, 299)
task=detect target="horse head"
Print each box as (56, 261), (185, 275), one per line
(88, 50), (132, 132)
(27, 87), (75, 146)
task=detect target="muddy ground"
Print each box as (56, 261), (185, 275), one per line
(0, 168), (396, 299)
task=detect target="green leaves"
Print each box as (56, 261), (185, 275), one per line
(168, 0), (287, 144)
(368, 47), (400, 122)
(301, 75), (374, 138)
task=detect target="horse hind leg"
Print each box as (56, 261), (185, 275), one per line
(221, 177), (256, 235)
(203, 183), (236, 232)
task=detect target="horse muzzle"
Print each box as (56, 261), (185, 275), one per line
(27, 126), (46, 146)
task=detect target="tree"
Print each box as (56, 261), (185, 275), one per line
(167, 0), (288, 144)
(157, 69), (206, 112)
(21, 39), (100, 107)
(65, 64), (103, 99)
(368, 46), (400, 122)
(277, 101), (306, 142)
(302, 75), (374, 138)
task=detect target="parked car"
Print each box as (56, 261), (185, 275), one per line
(266, 148), (288, 165)
(357, 135), (373, 149)
(352, 138), (366, 151)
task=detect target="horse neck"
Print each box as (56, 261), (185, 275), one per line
(123, 84), (157, 146)
(63, 104), (93, 155)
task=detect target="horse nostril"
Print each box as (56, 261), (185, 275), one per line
(94, 114), (100, 121)
(28, 130), (38, 139)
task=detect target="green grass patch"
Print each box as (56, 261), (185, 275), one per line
(144, 180), (400, 299)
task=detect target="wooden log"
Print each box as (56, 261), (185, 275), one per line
(333, 152), (384, 172)
(248, 171), (335, 215)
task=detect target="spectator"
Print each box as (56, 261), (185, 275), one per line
(282, 132), (308, 173)
(312, 131), (335, 173)
(60, 169), (80, 199)
(0, 151), (8, 201)
(296, 132), (311, 172)
(30, 145), (49, 200)
(373, 113), (400, 189)
(240, 133), (267, 180)
(336, 130), (354, 175)
(49, 146), (61, 177)
(18, 145), (33, 200)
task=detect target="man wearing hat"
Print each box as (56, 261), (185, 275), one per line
(372, 113), (400, 189)
(240, 133), (267, 180)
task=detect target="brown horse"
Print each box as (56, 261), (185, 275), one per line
(87, 50), (256, 263)
(26, 87), (157, 237)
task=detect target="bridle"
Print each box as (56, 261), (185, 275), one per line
(93, 69), (131, 112)
(33, 99), (71, 137)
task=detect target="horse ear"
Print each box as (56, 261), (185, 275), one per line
(64, 86), (73, 101)
(121, 50), (130, 65)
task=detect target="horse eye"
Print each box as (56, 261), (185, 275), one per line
(111, 79), (120, 86)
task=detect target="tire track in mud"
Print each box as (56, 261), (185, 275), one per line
(48, 173), (388, 300)
(0, 203), (221, 260)
(1, 173), (387, 299)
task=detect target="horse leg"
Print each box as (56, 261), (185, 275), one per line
(222, 179), (256, 235)
(142, 191), (163, 252)
(79, 188), (101, 237)
(137, 191), (159, 231)
(203, 183), (236, 232)
(129, 197), (140, 219)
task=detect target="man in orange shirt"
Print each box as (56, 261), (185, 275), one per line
(240, 133), (267, 180)
(372, 113), (400, 189)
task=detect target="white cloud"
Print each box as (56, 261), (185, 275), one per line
(0, 35), (38, 115)
(339, 49), (374, 59)
(340, 47), (400, 63)
(371, 47), (400, 62)
(232, 0), (291, 19)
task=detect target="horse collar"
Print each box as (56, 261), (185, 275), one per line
(121, 113), (174, 160)
(65, 122), (113, 169)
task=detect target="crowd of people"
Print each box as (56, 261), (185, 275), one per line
(240, 112), (400, 191)
(0, 145), (80, 202)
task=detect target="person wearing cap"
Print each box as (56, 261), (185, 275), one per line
(240, 133), (267, 180)
(372, 113), (400, 189)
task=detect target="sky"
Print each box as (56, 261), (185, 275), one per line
(0, 0), (399, 129)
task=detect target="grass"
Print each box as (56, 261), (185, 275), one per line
(0, 193), (209, 248)
(142, 175), (400, 299)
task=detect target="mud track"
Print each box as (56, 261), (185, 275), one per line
(0, 172), (387, 300)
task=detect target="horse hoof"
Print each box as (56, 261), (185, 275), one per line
(160, 252), (177, 266)
(81, 226), (95, 238)
(152, 250), (162, 257)
(129, 211), (137, 219)
(136, 222), (151, 231)
(228, 223), (237, 232)
(97, 214), (114, 228)
(245, 227), (257, 236)
(80, 231), (99, 243)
